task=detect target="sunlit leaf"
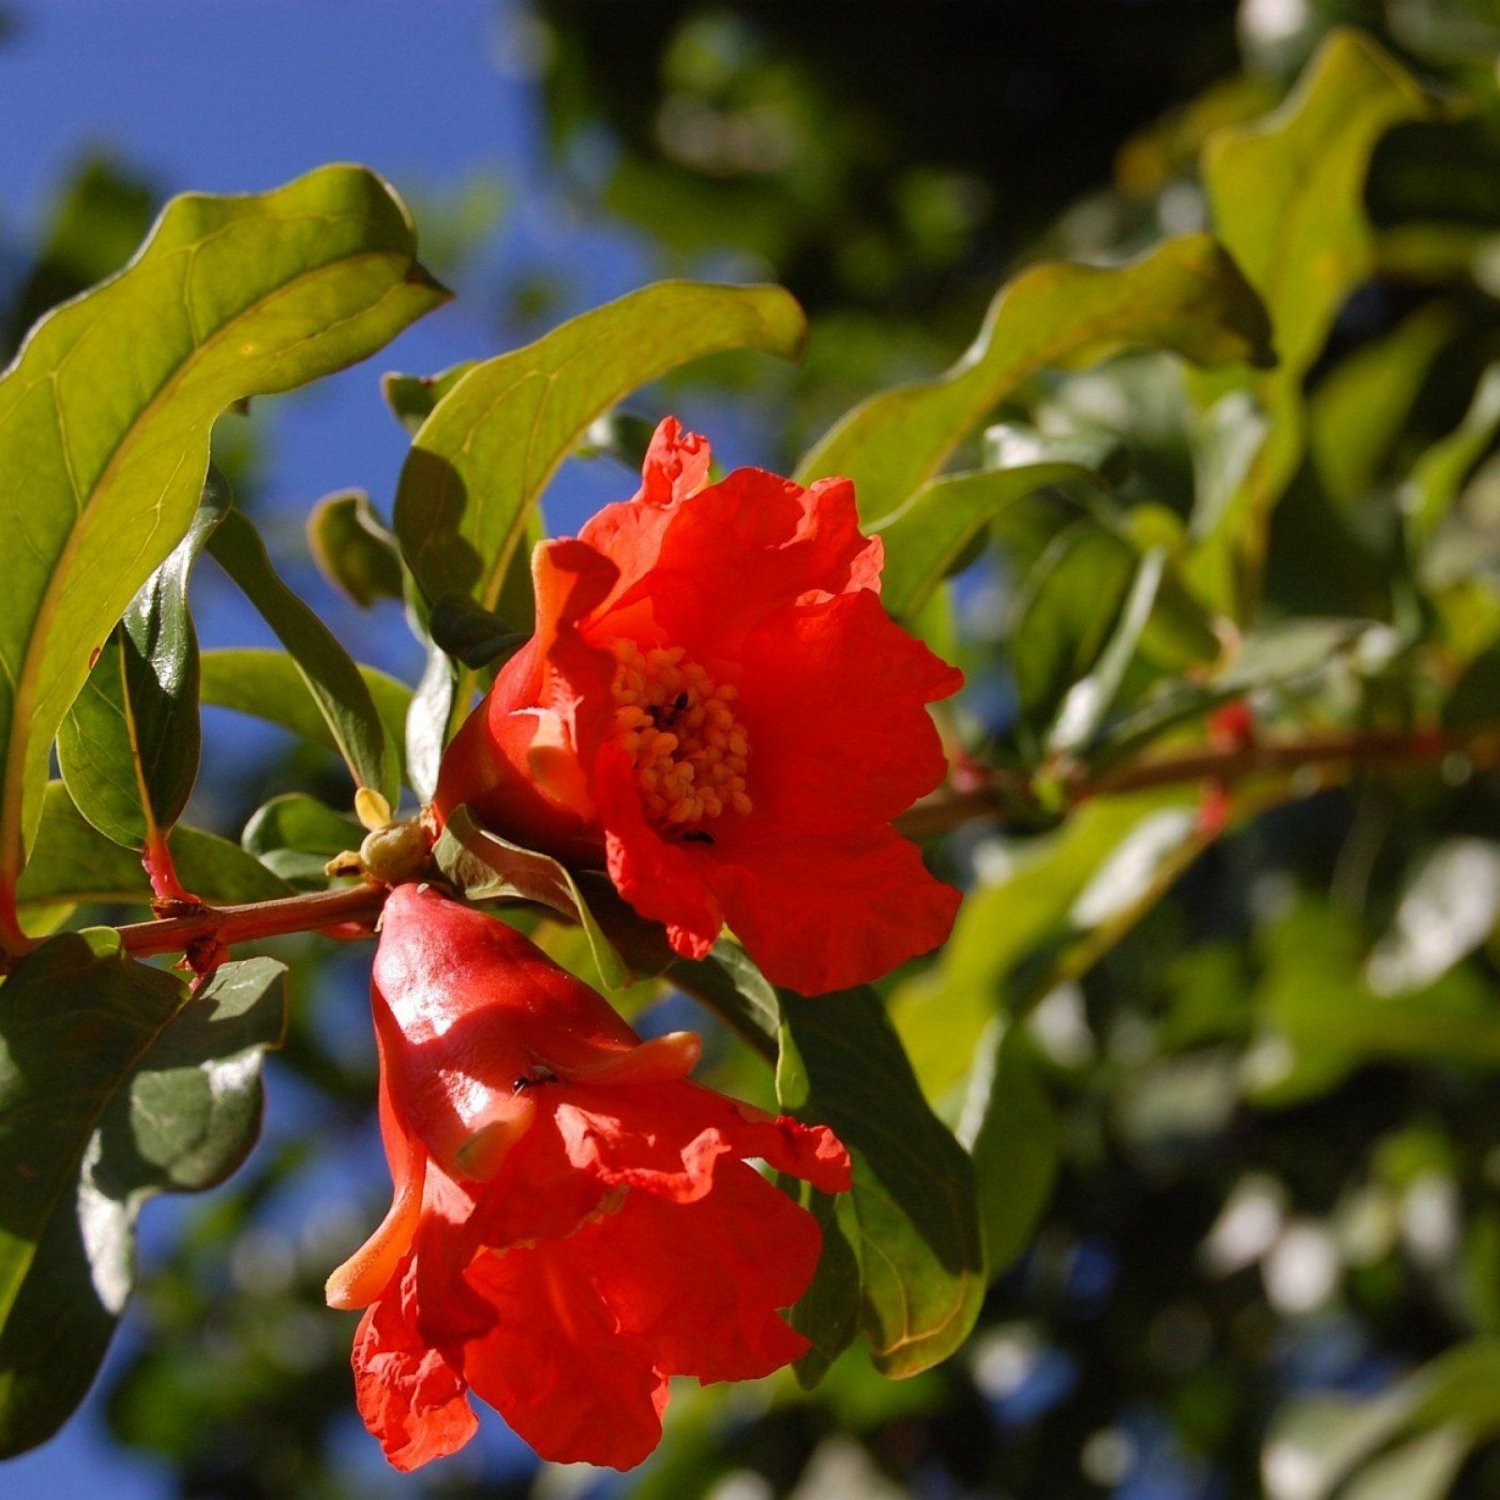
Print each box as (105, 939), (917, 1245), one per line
(0, 940), (284, 1455)
(797, 234), (1272, 523)
(1191, 30), (1433, 613)
(393, 280), (806, 614)
(0, 164), (445, 931)
(198, 648), (411, 790)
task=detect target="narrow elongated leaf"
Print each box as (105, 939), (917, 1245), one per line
(209, 505), (397, 803)
(0, 164), (445, 929)
(876, 463), (1099, 622)
(1046, 547), (1168, 755)
(796, 234), (1272, 523)
(307, 489), (404, 608)
(241, 793), (365, 885)
(199, 647), (410, 781)
(57, 489), (226, 850)
(0, 942), (285, 1455)
(1191, 31), (1433, 612)
(393, 280), (806, 614)
(777, 987), (985, 1378)
(15, 782), (291, 925)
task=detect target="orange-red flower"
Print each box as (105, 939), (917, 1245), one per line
(328, 883), (851, 1472)
(435, 418), (964, 995)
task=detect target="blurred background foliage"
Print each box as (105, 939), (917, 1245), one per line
(9, 1), (1500, 1497)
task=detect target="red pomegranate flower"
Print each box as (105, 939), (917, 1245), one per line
(435, 417), (963, 994)
(328, 883), (851, 1472)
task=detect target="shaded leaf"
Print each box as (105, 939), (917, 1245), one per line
(241, 793), (364, 886)
(380, 361), (476, 436)
(16, 782), (291, 926)
(307, 489), (404, 608)
(0, 940), (285, 1455)
(0, 164), (444, 927)
(57, 487), (226, 851)
(777, 986), (985, 1378)
(1406, 364), (1500, 556)
(427, 594), (529, 671)
(797, 234), (1272, 524)
(208, 503), (397, 804)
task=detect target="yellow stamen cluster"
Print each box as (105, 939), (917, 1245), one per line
(610, 640), (752, 833)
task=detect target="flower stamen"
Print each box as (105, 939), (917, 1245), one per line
(610, 639), (752, 833)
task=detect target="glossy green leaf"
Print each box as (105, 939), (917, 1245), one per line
(0, 164), (445, 923)
(776, 986), (985, 1378)
(404, 643), (459, 806)
(959, 1020), (1060, 1279)
(0, 939), (285, 1455)
(208, 505), (397, 804)
(393, 280), (806, 614)
(893, 789), (1204, 1102)
(1191, 31), (1432, 612)
(57, 489), (225, 851)
(876, 462), (1100, 622)
(15, 782), (291, 925)
(432, 805), (635, 990)
(796, 234), (1272, 523)
(427, 593), (530, 670)
(307, 489), (404, 608)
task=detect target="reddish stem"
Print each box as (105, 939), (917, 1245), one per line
(114, 882), (388, 960)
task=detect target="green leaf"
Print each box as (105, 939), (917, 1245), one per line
(404, 643), (459, 806)
(959, 1020), (1060, 1279)
(433, 805), (647, 991)
(427, 593), (530, 671)
(393, 280), (806, 614)
(875, 462), (1101, 622)
(307, 489), (405, 608)
(0, 163), (445, 924)
(57, 488), (226, 851)
(796, 234), (1272, 524)
(208, 503), (398, 804)
(199, 647), (410, 778)
(1308, 302), (1455, 509)
(1340, 1428), (1469, 1500)
(380, 361), (476, 435)
(892, 790), (1204, 1102)
(776, 986), (985, 1378)
(1045, 546), (1169, 755)
(0, 938), (284, 1455)
(241, 793), (364, 885)
(1406, 364), (1500, 557)
(1191, 30), (1433, 613)
(15, 782), (291, 925)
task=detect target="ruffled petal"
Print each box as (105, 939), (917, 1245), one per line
(706, 825), (962, 995)
(551, 1079), (852, 1200)
(464, 1240), (669, 1471)
(735, 590), (963, 834)
(595, 740), (724, 960)
(582, 1163), (820, 1382)
(351, 1259), (479, 1473)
